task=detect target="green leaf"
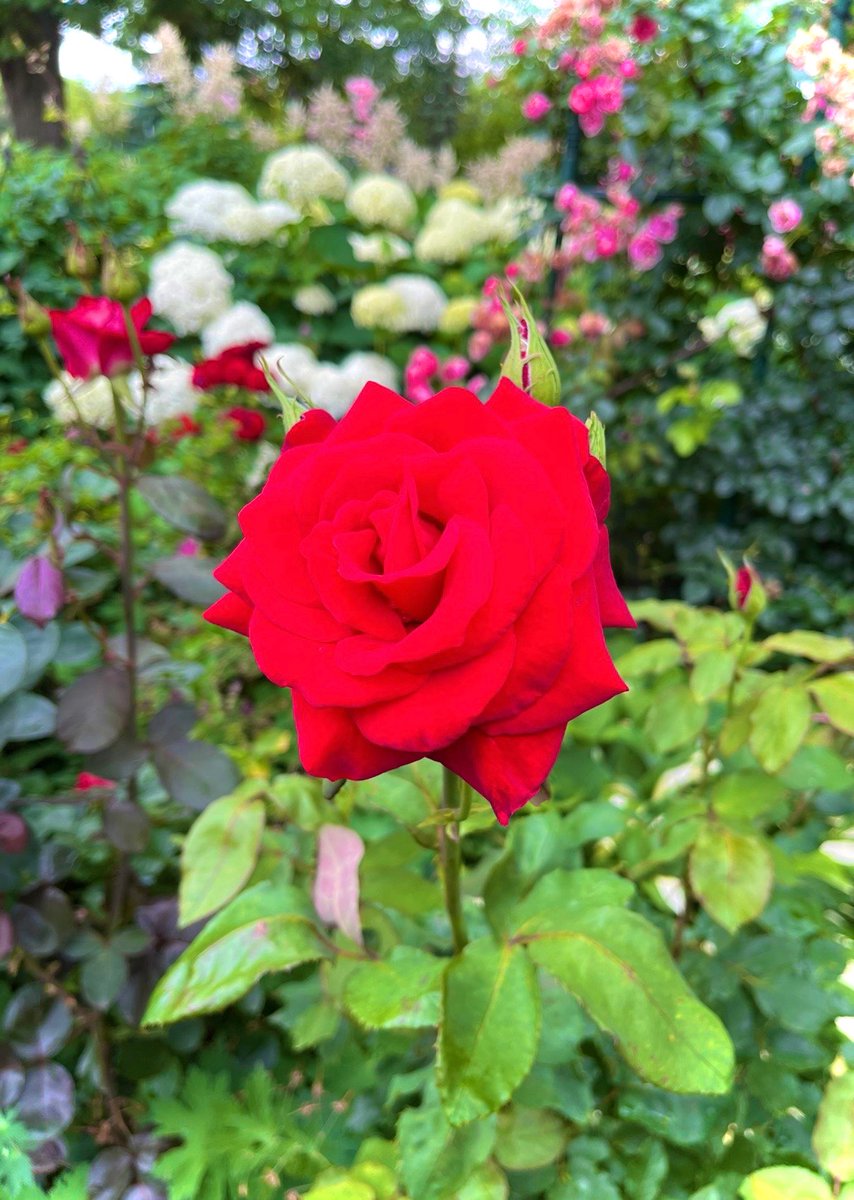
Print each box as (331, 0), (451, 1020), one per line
(151, 556), (227, 606)
(689, 823), (773, 933)
(616, 639), (683, 678)
(13, 618), (60, 690)
(80, 945), (128, 1011)
(509, 868), (634, 936)
(810, 674), (854, 737)
(761, 631), (854, 663)
(344, 945), (445, 1030)
(0, 623), (27, 702)
(143, 882), (325, 1024)
(138, 474), (228, 541)
(738, 1167), (832, 1200)
(179, 789), (266, 926)
(494, 1105), (566, 1171)
(397, 1095), (495, 1200)
(749, 684), (812, 773)
(438, 939), (540, 1125)
(709, 772), (788, 820)
(153, 736), (240, 811)
(523, 907), (734, 1094)
(0, 692), (57, 745)
(813, 1073), (854, 1182)
(690, 650), (737, 702)
(645, 686), (708, 754)
(56, 666), (131, 753)
(457, 1162), (508, 1200)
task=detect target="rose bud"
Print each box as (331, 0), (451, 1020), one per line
(13, 555), (64, 626)
(65, 231), (98, 280)
(5, 277), (51, 338)
(75, 772), (116, 790)
(0, 812), (29, 854)
(101, 242), (141, 303)
(720, 553), (768, 620)
(500, 285), (561, 407)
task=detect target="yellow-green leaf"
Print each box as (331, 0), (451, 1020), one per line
(749, 684), (812, 773)
(761, 630), (854, 663)
(689, 823), (773, 932)
(179, 789), (266, 926)
(813, 1073), (854, 1182)
(738, 1166), (832, 1200)
(810, 674), (854, 737)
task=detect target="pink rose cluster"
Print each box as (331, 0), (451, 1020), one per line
(404, 347), (474, 403)
(787, 24), (854, 186)
(760, 236), (799, 282)
(553, 173), (681, 272)
(768, 198), (803, 234)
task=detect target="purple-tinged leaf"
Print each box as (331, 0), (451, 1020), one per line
(313, 824), (365, 946)
(13, 556), (64, 627)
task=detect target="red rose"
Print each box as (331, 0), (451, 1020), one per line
(629, 13), (659, 41)
(192, 343), (271, 394)
(205, 380), (633, 823)
(75, 772), (115, 790)
(48, 296), (174, 379)
(226, 406), (267, 441)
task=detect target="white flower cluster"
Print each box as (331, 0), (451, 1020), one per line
(294, 284), (337, 315)
(201, 301), (275, 357)
(126, 356), (201, 424)
(348, 232), (411, 264)
(351, 274), (447, 333)
(258, 145), (351, 209)
(698, 297), (768, 358)
(414, 197), (493, 263)
(43, 373), (115, 429)
(345, 173), (417, 234)
(165, 180), (298, 245)
(258, 345), (398, 419)
(149, 242), (234, 335)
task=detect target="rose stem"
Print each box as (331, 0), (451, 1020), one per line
(439, 767), (469, 955)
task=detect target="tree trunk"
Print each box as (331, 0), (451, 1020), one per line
(0, 10), (65, 148)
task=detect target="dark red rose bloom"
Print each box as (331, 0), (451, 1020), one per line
(192, 342), (271, 394)
(75, 772), (115, 790)
(205, 379), (634, 824)
(226, 406), (267, 441)
(48, 296), (175, 379)
(629, 13), (659, 41)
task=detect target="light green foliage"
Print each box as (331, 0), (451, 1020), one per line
(689, 822), (774, 932)
(813, 1074), (854, 1183)
(178, 785), (267, 925)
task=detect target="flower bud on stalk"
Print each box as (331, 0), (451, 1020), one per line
(101, 242), (140, 304)
(5, 277), (51, 338)
(65, 227), (98, 280)
(500, 284), (561, 407)
(720, 552), (768, 620)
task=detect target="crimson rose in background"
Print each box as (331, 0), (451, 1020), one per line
(48, 296), (174, 379)
(206, 379), (634, 823)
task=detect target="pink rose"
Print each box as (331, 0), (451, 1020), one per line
(646, 211), (680, 243)
(440, 355), (471, 383)
(768, 199), (802, 233)
(522, 92), (553, 121)
(630, 14), (659, 42)
(628, 232), (663, 271)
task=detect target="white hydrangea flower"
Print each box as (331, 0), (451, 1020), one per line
(414, 198), (489, 263)
(339, 351), (398, 395)
(125, 356), (200, 424)
(348, 232), (411, 264)
(483, 196), (542, 244)
(149, 242), (233, 335)
(698, 297), (767, 358)
(258, 144), (351, 208)
(256, 343), (318, 395)
(351, 284), (408, 331)
(385, 274), (448, 333)
(165, 180), (253, 239)
(201, 301), (275, 358)
(294, 284), (337, 315)
(217, 198), (299, 244)
(43, 373), (115, 429)
(346, 173), (417, 234)
(304, 363), (358, 419)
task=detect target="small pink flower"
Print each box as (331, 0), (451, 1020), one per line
(579, 110), (606, 137)
(628, 232), (663, 271)
(408, 382), (434, 404)
(512, 38), (528, 56)
(619, 59), (639, 79)
(761, 235), (799, 281)
(468, 373), (489, 394)
(823, 156), (847, 177)
(568, 81), (595, 115)
(630, 14), (659, 42)
(593, 75), (623, 114)
(768, 199), (802, 234)
(555, 183), (580, 213)
(482, 276), (502, 297)
(408, 346), (440, 377)
(177, 537), (201, 557)
(558, 51), (576, 72)
(580, 13), (605, 37)
(522, 92), (553, 121)
(505, 262), (520, 279)
(468, 331), (493, 362)
(550, 329), (572, 348)
(646, 211), (680, 243)
(440, 355), (470, 383)
(578, 311), (609, 339)
(594, 225), (621, 257)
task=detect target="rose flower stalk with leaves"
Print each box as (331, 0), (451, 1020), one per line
(142, 293), (736, 1129)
